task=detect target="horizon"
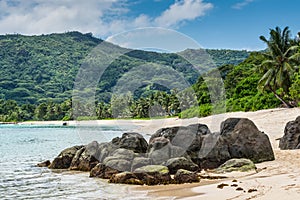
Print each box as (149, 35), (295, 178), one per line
(0, 0), (299, 51)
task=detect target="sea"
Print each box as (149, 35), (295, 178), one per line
(0, 124), (160, 200)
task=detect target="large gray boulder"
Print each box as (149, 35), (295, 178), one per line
(70, 141), (100, 171)
(147, 137), (171, 164)
(279, 116), (300, 150)
(200, 118), (275, 169)
(49, 145), (84, 169)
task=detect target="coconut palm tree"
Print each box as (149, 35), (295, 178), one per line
(258, 26), (300, 107)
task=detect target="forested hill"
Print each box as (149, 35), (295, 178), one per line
(0, 31), (249, 104)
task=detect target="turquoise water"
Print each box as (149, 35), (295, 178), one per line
(0, 125), (153, 200)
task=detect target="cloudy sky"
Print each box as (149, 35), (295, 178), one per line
(0, 0), (299, 50)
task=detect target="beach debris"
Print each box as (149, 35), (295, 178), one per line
(236, 187), (244, 191)
(232, 179), (238, 182)
(231, 184), (238, 187)
(217, 183), (229, 189)
(279, 116), (300, 150)
(248, 188), (258, 193)
(198, 174), (227, 179)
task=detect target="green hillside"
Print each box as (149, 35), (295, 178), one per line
(0, 32), (249, 104)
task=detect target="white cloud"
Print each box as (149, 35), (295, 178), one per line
(0, 0), (213, 37)
(232, 0), (254, 10)
(155, 0), (213, 27)
(0, 0), (128, 36)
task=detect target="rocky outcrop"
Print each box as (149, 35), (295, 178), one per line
(174, 169), (200, 184)
(49, 145), (84, 169)
(149, 119), (275, 169)
(215, 158), (256, 173)
(47, 118), (275, 186)
(279, 116), (300, 150)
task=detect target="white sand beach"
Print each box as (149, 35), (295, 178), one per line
(19, 107), (300, 199)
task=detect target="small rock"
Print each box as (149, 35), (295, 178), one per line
(174, 169), (200, 184)
(236, 187), (244, 191)
(109, 172), (144, 185)
(90, 163), (120, 179)
(217, 183), (229, 189)
(37, 160), (51, 167)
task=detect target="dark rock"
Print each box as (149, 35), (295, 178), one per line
(279, 116), (300, 150)
(101, 148), (136, 172)
(103, 158), (132, 172)
(134, 165), (171, 185)
(200, 118), (275, 169)
(197, 136), (231, 169)
(147, 137), (171, 164)
(131, 157), (152, 171)
(109, 172), (144, 185)
(113, 132), (148, 153)
(150, 124), (210, 152)
(216, 158), (256, 173)
(49, 145), (84, 169)
(224, 118), (275, 163)
(165, 157), (199, 174)
(149, 124), (211, 166)
(90, 163), (120, 179)
(70, 141), (100, 171)
(111, 148), (136, 160)
(37, 160), (51, 167)
(174, 169), (200, 184)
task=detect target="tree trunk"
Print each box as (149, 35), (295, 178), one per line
(269, 86), (293, 108)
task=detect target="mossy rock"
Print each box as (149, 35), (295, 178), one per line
(216, 158), (256, 173)
(134, 165), (169, 175)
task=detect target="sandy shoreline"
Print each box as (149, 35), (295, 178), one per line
(15, 108), (300, 199)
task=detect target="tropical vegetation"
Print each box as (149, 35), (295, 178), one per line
(0, 27), (299, 122)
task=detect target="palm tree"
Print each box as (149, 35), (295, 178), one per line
(258, 26), (300, 107)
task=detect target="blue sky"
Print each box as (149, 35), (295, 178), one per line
(0, 0), (299, 50)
